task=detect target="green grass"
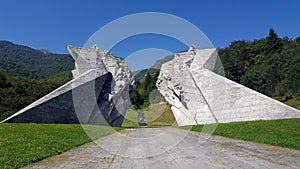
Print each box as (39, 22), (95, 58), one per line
(145, 103), (176, 126)
(284, 98), (300, 110)
(0, 123), (122, 169)
(122, 104), (177, 127)
(122, 108), (139, 127)
(179, 118), (300, 150)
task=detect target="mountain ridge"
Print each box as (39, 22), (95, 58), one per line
(0, 40), (74, 79)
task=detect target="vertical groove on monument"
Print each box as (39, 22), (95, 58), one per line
(156, 45), (300, 126)
(1, 45), (132, 127)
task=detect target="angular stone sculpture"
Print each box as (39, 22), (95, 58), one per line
(1, 45), (132, 127)
(156, 45), (300, 126)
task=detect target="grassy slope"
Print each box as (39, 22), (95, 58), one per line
(122, 108), (139, 127)
(122, 103), (176, 127)
(0, 124), (122, 169)
(284, 98), (300, 110)
(144, 103), (176, 126)
(179, 118), (300, 150)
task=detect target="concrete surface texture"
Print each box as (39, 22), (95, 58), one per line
(1, 45), (132, 127)
(23, 128), (300, 169)
(156, 45), (300, 126)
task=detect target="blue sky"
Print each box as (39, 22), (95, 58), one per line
(0, 0), (299, 70)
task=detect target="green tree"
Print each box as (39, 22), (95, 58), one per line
(295, 37), (300, 43)
(130, 71), (161, 109)
(265, 28), (282, 54)
(0, 71), (10, 88)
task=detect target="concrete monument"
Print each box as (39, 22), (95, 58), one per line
(1, 45), (132, 127)
(156, 45), (300, 126)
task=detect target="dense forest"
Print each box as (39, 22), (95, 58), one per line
(0, 29), (299, 122)
(219, 29), (300, 102)
(131, 70), (160, 109)
(0, 70), (66, 121)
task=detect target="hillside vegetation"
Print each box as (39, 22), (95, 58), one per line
(0, 71), (71, 121)
(131, 70), (160, 109)
(0, 41), (73, 121)
(219, 29), (300, 103)
(127, 70), (176, 126)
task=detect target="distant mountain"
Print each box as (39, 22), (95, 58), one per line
(151, 49), (189, 69)
(39, 49), (52, 55)
(133, 68), (159, 83)
(0, 41), (74, 79)
(151, 55), (174, 69)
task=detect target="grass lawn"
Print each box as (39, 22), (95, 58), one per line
(179, 118), (300, 150)
(0, 123), (122, 169)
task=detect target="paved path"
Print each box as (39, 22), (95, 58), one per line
(24, 127), (300, 169)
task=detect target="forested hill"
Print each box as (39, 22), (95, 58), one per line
(0, 41), (74, 121)
(0, 41), (74, 79)
(219, 29), (300, 103)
